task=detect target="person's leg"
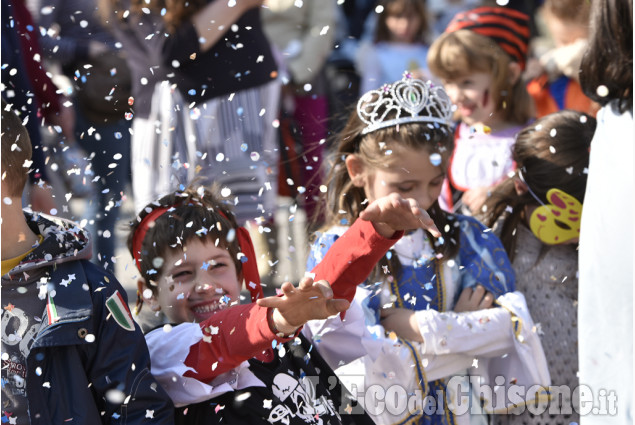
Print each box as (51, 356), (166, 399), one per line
(76, 110), (131, 269)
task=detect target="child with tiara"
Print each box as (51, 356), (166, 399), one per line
(427, 6), (535, 214)
(305, 73), (549, 425)
(481, 110), (596, 424)
(127, 182), (441, 424)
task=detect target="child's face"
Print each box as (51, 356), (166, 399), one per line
(149, 238), (242, 324)
(386, 11), (422, 43)
(356, 145), (446, 210)
(544, 11), (588, 48)
(441, 71), (497, 127)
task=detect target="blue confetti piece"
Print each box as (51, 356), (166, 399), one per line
(236, 107), (244, 116)
(188, 89), (196, 96)
(429, 153), (442, 166)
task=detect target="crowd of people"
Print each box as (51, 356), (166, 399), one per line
(1, 0), (632, 424)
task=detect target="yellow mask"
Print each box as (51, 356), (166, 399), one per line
(529, 188), (583, 245)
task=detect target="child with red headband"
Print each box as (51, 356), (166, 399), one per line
(428, 6), (535, 215)
(128, 184), (439, 424)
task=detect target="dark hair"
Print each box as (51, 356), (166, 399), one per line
(579, 0), (633, 112)
(1, 99), (32, 197)
(374, 0), (431, 44)
(127, 184), (242, 288)
(482, 110), (596, 261)
(317, 83), (459, 283)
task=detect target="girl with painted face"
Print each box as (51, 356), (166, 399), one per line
(428, 6), (535, 214)
(481, 110), (595, 424)
(305, 73), (550, 425)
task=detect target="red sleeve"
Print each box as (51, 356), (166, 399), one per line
(183, 219), (401, 382)
(310, 219), (402, 304)
(183, 303), (294, 382)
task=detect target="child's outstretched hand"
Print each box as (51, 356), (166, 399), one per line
(256, 277), (350, 336)
(359, 193), (441, 238)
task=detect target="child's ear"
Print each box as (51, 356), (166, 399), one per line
(508, 61), (522, 85)
(345, 154), (366, 187)
(137, 279), (161, 312)
(236, 269), (244, 292)
(514, 177), (528, 195)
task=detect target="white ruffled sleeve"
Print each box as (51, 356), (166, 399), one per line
(145, 323), (265, 407)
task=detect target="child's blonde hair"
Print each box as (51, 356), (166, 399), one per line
(544, 0), (590, 25)
(428, 29), (534, 125)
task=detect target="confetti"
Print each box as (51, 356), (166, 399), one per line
(235, 392), (251, 402)
(596, 85), (609, 97)
(106, 389), (125, 403)
(429, 153), (442, 166)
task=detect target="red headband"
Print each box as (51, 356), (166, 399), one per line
(131, 206), (264, 303)
(445, 6), (530, 70)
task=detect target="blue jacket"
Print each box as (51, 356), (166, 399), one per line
(3, 212), (174, 424)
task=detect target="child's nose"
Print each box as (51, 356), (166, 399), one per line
(194, 282), (215, 293)
(447, 85), (462, 102)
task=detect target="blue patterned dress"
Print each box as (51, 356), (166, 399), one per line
(307, 214), (516, 425)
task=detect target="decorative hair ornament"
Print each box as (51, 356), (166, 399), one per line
(518, 169), (583, 245)
(357, 72), (453, 135)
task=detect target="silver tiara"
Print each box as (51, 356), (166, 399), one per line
(357, 72), (454, 135)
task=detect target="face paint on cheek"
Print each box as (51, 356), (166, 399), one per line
(482, 89), (489, 108)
